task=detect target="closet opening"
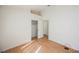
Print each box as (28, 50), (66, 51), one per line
(31, 20), (38, 40)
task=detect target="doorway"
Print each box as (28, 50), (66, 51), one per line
(43, 20), (48, 39)
(32, 20), (38, 40)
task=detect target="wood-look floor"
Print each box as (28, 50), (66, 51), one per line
(4, 36), (76, 53)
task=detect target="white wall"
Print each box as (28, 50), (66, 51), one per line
(42, 6), (79, 51)
(43, 20), (48, 35)
(0, 6), (31, 51)
(0, 7), (2, 52)
(38, 19), (44, 38)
